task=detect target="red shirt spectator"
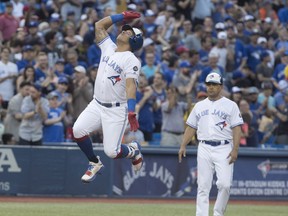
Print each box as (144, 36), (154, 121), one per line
(0, 2), (19, 42)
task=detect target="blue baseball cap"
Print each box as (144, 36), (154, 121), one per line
(58, 76), (68, 84)
(260, 52), (270, 60)
(56, 58), (65, 64)
(23, 45), (34, 52)
(283, 50), (288, 56)
(179, 61), (190, 68)
(232, 70), (244, 80)
(28, 21), (39, 28)
(224, 2), (234, 10)
(47, 91), (59, 99)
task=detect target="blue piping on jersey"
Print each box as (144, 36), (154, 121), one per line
(186, 122), (197, 130)
(98, 36), (110, 46)
(230, 123), (244, 129)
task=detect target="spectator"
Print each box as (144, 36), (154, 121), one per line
(64, 49), (87, 76)
(192, 0), (215, 26)
(246, 29), (263, 73)
(274, 80), (288, 112)
(239, 99), (259, 147)
(43, 92), (66, 144)
(87, 64), (99, 85)
(141, 52), (158, 82)
(210, 31), (228, 71)
(72, 65), (93, 121)
(143, 9), (157, 37)
(172, 61), (195, 102)
(4, 81), (31, 142)
(270, 89), (288, 145)
(60, 1), (82, 23)
(226, 25), (247, 71)
(199, 52), (224, 83)
(0, 46), (19, 109)
(245, 86), (262, 113)
(79, 7), (98, 38)
(0, 2), (19, 43)
(34, 52), (56, 94)
(48, 14), (64, 50)
(16, 66), (35, 92)
(255, 52), (273, 88)
(185, 24), (203, 51)
(122, 125), (146, 147)
(11, 0), (24, 19)
(273, 50), (288, 82)
(43, 31), (62, 69)
(53, 59), (67, 79)
(257, 109), (275, 144)
(257, 81), (276, 111)
(198, 37), (213, 66)
(1, 133), (17, 145)
(151, 72), (166, 133)
(257, 36), (275, 68)
(18, 84), (49, 145)
(230, 86), (242, 106)
(24, 21), (44, 47)
(63, 22), (82, 51)
(160, 86), (189, 147)
(16, 45), (36, 72)
(136, 74), (155, 142)
(87, 39), (101, 67)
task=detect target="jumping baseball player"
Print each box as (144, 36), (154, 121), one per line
(178, 72), (243, 216)
(72, 11), (144, 183)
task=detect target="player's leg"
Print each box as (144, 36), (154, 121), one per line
(73, 100), (103, 182)
(213, 144), (234, 216)
(196, 144), (214, 216)
(101, 106), (143, 171)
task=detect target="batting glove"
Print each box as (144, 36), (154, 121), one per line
(128, 112), (139, 132)
(122, 11), (141, 21)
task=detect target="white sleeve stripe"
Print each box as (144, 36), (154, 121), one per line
(230, 123), (243, 128)
(186, 122), (197, 129)
(98, 36), (109, 46)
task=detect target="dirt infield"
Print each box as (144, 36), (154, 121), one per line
(0, 196), (287, 206)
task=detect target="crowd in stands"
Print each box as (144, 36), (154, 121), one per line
(0, 0), (288, 147)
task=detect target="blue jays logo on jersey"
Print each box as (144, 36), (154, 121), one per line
(215, 121), (227, 130)
(108, 75), (121, 85)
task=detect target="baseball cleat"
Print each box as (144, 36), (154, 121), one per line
(129, 141), (143, 171)
(81, 156), (104, 183)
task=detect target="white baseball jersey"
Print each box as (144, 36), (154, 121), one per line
(0, 61), (18, 101)
(187, 97), (243, 141)
(94, 37), (141, 103)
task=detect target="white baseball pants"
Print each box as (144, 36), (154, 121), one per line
(73, 99), (128, 158)
(196, 143), (234, 216)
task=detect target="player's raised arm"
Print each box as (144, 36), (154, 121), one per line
(94, 11), (141, 44)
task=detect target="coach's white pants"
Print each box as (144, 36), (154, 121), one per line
(196, 143), (234, 216)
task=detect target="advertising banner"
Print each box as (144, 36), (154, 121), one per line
(113, 154), (288, 199)
(0, 146), (112, 196)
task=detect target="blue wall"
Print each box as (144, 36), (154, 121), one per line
(0, 145), (288, 200)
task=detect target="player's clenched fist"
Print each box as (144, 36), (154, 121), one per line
(122, 11), (141, 21)
(128, 112), (139, 132)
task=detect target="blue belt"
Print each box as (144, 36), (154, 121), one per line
(201, 140), (229, 146)
(95, 98), (120, 108)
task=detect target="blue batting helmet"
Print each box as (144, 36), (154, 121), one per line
(122, 24), (143, 52)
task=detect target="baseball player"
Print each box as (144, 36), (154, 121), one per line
(178, 72), (243, 216)
(72, 11), (144, 183)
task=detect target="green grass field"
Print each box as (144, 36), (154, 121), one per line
(0, 202), (287, 216)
